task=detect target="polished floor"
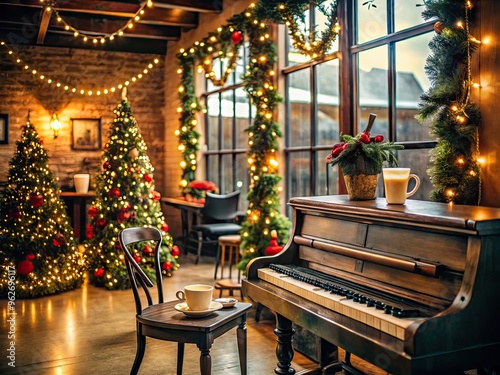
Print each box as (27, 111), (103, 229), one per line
(0, 253), (398, 375)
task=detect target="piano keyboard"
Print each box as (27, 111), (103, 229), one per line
(258, 266), (427, 340)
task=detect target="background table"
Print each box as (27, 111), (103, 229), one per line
(161, 197), (204, 252)
(60, 191), (96, 242)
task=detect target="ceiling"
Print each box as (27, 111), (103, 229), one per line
(0, 0), (223, 55)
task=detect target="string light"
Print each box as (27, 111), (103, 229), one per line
(0, 41), (160, 96)
(40, 0), (154, 45)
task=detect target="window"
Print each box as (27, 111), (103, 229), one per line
(282, 0), (436, 210)
(203, 45), (251, 211)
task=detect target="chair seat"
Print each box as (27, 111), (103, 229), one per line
(138, 300), (251, 332)
(192, 223), (241, 237)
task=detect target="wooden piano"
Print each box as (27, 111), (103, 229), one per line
(242, 195), (500, 374)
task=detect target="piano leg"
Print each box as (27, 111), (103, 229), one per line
(274, 313), (296, 375)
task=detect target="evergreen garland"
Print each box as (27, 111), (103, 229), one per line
(418, 0), (481, 204)
(176, 4), (290, 270)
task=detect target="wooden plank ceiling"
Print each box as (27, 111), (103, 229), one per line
(0, 0), (223, 54)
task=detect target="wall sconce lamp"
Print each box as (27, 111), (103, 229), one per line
(50, 114), (61, 138)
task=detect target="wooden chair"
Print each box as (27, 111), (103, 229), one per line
(119, 227), (252, 375)
(188, 191), (242, 264)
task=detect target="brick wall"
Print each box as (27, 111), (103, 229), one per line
(0, 46), (166, 193)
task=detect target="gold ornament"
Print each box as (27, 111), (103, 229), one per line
(129, 148), (139, 158)
(434, 21), (444, 34)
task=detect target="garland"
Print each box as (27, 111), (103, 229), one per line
(257, 0), (340, 59)
(418, 0), (481, 205)
(176, 4), (291, 269)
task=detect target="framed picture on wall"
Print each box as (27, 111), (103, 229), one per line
(0, 114), (8, 144)
(71, 118), (102, 150)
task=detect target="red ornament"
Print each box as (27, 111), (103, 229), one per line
(25, 253), (35, 261)
(108, 188), (121, 198)
(133, 253), (141, 263)
(103, 161), (111, 170)
(144, 174), (153, 183)
(88, 206), (98, 218)
(52, 237), (62, 247)
(161, 261), (172, 271)
(30, 194), (44, 208)
(94, 268), (105, 277)
(117, 210), (130, 224)
(8, 208), (21, 220)
(359, 132), (370, 144)
(161, 222), (169, 233)
(17, 260), (34, 275)
(373, 134), (384, 143)
(86, 224), (94, 239)
(171, 245), (180, 257)
(143, 245), (153, 255)
(231, 31), (243, 44)
(96, 218), (106, 227)
(152, 191), (161, 201)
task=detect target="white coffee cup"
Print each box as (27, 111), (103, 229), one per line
(175, 284), (213, 311)
(382, 168), (420, 205)
(74, 174), (90, 193)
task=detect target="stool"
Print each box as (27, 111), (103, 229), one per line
(214, 234), (241, 280)
(214, 279), (243, 298)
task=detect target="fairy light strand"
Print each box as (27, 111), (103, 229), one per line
(0, 41), (160, 96)
(40, 0), (154, 45)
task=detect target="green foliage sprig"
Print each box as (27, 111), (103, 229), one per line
(418, 0), (481, 204)
(326, 114), (403, 176)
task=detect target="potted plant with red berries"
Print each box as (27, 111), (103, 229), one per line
(326, 113), (404, 200)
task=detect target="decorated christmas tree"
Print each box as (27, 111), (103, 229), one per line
(0, 114), (83, 298)
(85, 97), (179, 290)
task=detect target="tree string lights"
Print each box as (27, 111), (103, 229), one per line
(0, 112), (83, 298)
(0, 41), (160, 96)
(418, 0), (482, 205)
(40, 0), (154, 45)
(176, 3), (291, 270)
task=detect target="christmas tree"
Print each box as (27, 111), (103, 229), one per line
(0, 114), (83, 298)
(85, 98), (180, 290)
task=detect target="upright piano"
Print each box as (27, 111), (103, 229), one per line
(243, 195), (500, 374)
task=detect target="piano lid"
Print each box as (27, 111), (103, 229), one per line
(289, 195), (500, 233)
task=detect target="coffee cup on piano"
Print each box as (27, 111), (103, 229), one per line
(175, 284), (213, 311)
(382, 168), (420, 205)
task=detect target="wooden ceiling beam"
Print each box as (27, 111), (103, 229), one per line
(36, 6), (51, 44)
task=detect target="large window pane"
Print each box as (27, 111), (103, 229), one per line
(221, 90), (234, 149)
(316, 61), (339, 146)
(357, 0), (387, 44)
(235, 88), (250, 149)
(357, 45), (389, 136)
(289, 152), (311, 198)
(395, 0), (427, 32)
(206, 94), (220, 150)
(395, 33), (433, 142)
(316, 153), (338, 196)
(288, 69), (311, 147)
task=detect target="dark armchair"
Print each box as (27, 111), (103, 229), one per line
(188, 190), (242, 264)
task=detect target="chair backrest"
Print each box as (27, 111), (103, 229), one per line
(119, 227), (164, 314)
(200, 190), (240, 222)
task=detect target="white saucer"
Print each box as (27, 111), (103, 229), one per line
(174, 301), (223, 317)
(214, 298), (237, 308)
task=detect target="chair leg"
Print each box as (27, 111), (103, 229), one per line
(214, 244), (221, 279)
(195, 231), (203, 265)
(177, 342), (185, 375)
(131, 329), (146, 375)
(237, 319), (248, 375)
